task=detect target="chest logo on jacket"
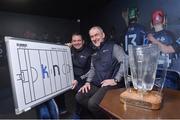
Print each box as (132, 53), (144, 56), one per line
(102, 49), (109, 53)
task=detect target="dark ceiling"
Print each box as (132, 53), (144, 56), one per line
(0, 0), (111, 19)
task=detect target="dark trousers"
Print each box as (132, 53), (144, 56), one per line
(75, 83), (118, 118)
(73, 80), (86, 115)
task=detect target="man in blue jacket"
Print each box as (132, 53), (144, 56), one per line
(75, 26), (126, 118)
(71, 33), (93, 91)
(70, 33), (94, 119)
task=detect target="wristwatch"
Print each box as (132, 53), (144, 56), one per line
(114, 79), (120, 83)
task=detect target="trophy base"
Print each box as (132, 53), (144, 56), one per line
(120, 88), (162, 110)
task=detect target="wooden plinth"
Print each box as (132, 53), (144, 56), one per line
(120, 88), (162, 110)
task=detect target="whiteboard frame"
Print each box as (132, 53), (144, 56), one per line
(5, 36), (74, 115)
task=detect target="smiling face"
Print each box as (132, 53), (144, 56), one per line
(89, 26), (105, 47)
(71, 34), (84, 49)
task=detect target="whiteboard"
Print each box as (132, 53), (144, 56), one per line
(5, 36), (74, 115)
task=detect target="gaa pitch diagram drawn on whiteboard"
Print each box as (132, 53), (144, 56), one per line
(5, 36), (74, 115)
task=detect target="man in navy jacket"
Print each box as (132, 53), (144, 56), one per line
(76, 26), (126, 118)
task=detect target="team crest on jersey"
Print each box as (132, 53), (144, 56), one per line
(157, 36), (165, 42)
(92, 52), (97, 56)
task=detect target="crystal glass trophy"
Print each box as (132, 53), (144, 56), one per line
(120, 44), (168, 110)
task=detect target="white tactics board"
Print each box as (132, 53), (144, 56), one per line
(5, 36), (74, 115)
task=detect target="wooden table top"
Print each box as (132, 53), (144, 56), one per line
(100, 88), (180, 119)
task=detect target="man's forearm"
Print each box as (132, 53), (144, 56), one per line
(156, 41), (175, 53)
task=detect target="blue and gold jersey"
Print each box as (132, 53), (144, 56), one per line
(153, 30), (175, 45)
(152, 30), (177, 69)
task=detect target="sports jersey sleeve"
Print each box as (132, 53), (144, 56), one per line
(172, 38), (180, 53)
(166, 31), (180, 53)
(140, 26), (148, 45)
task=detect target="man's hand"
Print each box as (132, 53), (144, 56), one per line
(65, 43), (72, 47)
(147, 33), (158, 44)
(101, 79), (117, 87)
(78, 82), (91, 93)
(147, 33), (175, 53)
(72, 80), (78, 90)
